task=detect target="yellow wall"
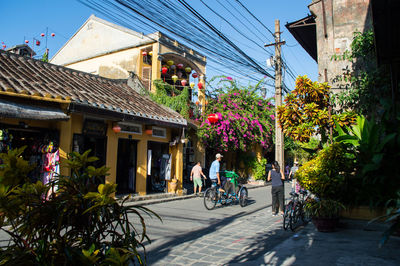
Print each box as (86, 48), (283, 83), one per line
(105, 124), (173, 195)
(65, 47), (141, 79)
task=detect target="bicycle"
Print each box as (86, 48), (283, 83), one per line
(283, 189), (309, 231)
(203, 171), (248, 210)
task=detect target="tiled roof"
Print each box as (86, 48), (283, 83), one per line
(0, 50), (186, 126)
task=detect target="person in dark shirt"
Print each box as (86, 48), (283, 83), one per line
(267, 161), (285, 216)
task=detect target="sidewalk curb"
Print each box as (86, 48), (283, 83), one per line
(124, 183), (270, 207)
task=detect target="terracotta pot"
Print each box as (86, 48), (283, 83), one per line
(312, 217), (339, 232)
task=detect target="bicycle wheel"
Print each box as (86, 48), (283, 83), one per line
(290, 203), (301, 231)
(283, 202), (293, 230)
(239, 187), (248, 207)
(204, 188), (217, 210)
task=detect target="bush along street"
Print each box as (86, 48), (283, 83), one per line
(0, 148), (159, 265)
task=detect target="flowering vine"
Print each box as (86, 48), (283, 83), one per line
(198, 79), (275, 152)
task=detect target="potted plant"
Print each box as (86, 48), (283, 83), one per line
(305, 198), (345, 232)
(297, 143), (352, 232)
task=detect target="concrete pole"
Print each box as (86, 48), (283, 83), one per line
(274, 20), (285, 170)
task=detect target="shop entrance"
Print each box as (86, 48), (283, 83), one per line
(0, 124), (60, 186)
(147, 141), (170, 194)
(116, 139), (137, 195)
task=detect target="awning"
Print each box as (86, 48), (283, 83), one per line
(286, 15), (317, 62)
(0, 99), (69, 121)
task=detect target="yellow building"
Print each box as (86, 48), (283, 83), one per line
(0, 48), (187, 195)
(50, 14), (207, 182)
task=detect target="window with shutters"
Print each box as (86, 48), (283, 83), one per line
(142, 66), (152, 91)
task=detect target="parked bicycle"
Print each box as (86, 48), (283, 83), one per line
(203, 171), (248, 210)
(283, 189), (310, 231)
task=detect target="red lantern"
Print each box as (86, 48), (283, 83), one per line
(41, 33), (45, 37)
(51, 33), (55, 37)
(2, 45), (6, 49)
(142, 51), (147, 56)
(198, 82), (203, 90)
(181, 79), (187, 86)
(112, 125), (121, 133)
(145, 129), (153, 135)
(25, 40), (29, 44)
(162, 67), (168, 75)
(192, 72), (198, 79)
(36, 40), (41, 46)
(177, 63), (184, 69)
(208, 114), (219, 124)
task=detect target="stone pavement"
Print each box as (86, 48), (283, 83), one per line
(147, 203), (291, 266)
(133, 184), (400, 266)
(147, 210), (400, 266)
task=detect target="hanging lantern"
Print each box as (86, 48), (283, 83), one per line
(177, 63), (184, 69)
(36, 40), (41, 46)
(145, 129), (152, 135)
(170, 64), (176, 70)
(167, 60), (174, 66)
(41, 33), (45, 37)
(198, 82), (203, 90)
(25, 40), (29, 44)
(177, 71), (183, 78)
(2, 45), (6, 49)
(208, 114), (219, 124)
(171, 75), (178, 83)
(112, 125), (121, 133)
(185, 67), (192, 73)
(149, 51), (153, 56)
(192, 72), (198, 78)
(181, 79), (187, 86)
(142, 51), (147, 56)
(161, 67), (168, 75)
(190, 82), (195, 88)
(51, 33), (55, 37)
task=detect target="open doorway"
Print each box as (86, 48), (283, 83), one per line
(147, 141), (169, 193)
(116, 139), (137, 195)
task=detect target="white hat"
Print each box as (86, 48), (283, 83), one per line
(216, 153), (223, 158)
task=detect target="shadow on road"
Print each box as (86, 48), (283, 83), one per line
(145, 202), (274, 264)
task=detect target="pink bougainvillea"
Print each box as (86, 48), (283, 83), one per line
(198, 85), (275, 152)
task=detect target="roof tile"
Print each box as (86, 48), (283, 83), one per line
(0, 50), (185, 126)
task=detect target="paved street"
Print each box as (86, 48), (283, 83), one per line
(130, 184), (294, 265)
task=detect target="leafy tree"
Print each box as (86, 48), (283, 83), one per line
(0, 148), (158, 265)
(277, 76), (356, 144)
(197, 78), (275, 152)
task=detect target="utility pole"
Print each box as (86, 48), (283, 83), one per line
(265, 20), (285, 170)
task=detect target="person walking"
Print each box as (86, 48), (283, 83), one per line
(267, 161), (285, 216)
(289, 161), (300, 192)
(190, 162), (206, 195)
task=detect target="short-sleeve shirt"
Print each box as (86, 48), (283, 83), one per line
(291, 166), (299, 177)
(209, 160), (220, 180)
(191, 165), (202, 179)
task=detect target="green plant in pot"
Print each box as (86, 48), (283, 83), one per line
(297, 143), (352, 232)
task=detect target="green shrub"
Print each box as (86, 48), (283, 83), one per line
(0, 149), (158, 265)
(296, 143), (353, 199)
(253, 158), (267, 181)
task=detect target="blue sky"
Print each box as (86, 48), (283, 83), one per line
(0, 0), (317, 93)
